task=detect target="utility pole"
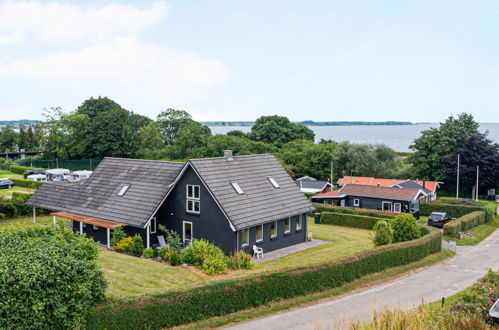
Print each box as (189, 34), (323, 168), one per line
(330, 157), (333, 184)
(456, 153), (460, 199)
(476, 166), (479, 201)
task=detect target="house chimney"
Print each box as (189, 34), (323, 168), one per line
(224, 150), (233, 161)
(423, 180), (426, 189)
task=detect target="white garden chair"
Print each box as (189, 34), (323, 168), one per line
(252, 245), (264, 260)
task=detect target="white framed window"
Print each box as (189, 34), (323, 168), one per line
(296, 216), (302, 230)
(183, 221), (193, 243)
(241, 228), (249, 246)
(150, 217), (157, 234)
(93, 225), (98, 231)
(256, 224), (263, 242)
(382, 201), (392, 212)
(186, 184), (200, 213)
(270, 221), (277, 237)
(117, 185), (130, 197)
(268, 177), (280, 188)
(231, 181), (244, 195)
(284, 218), (290, 233)
(393, 203), (402, 213)
(353, 198), (360, 207)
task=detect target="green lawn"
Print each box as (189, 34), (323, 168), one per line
(0, 215), (56, 228)
(443, 215), (499, 246)
(0, 170), (23, 179)
(0, 186), (36, 197)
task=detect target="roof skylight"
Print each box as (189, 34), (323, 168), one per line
(231, 181), (244, 195)
(117, 185), (130, 197)
(268, 177), (280, 188)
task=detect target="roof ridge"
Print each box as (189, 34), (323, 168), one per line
(103, 157), (184, 164)
(188, 153), (274, 161)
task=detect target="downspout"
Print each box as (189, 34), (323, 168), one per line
(236, 230), (239, 251)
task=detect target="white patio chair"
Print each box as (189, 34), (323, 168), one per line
(156, 235), (167, 250)
(252, 245), (264, 260)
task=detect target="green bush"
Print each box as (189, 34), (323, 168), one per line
(114, 237), (132, 253)
(226, 250), (253, 270)
(421, 201), (495, 221)
(159, 247), (170, 261)
(0, 226), (106, 329)
(373, 220), (393, 246)
(0, 212), (5, 219)
(86, 229), (442, 329)
(391, 214), (421, 242)
(143, 248), (154, 259)
(0, 192), (46, 218)
(443, 211), (486, 237)
(313, 202), (397, 219)
(161, 227), (182, 253)
(202, 255), (228, 275)
(111, 227), (127, 248)
(0, 198), (15, 217)
(168, 251), (183, 266)
(10, 177), (44, 189)
(182, 239), (228, 274)
(129, 234), (144, 257)
(321, 211), (384, 229)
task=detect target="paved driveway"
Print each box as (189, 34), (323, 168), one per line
(227, 229), (499, 330)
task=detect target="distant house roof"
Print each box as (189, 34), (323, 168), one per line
(313, 184), (425, 201)
(189, 154), (314, 230)
(27, 158), (184, 228)
(337, 176), (440, 193)
(394, 180), (432, 195)
(295, 178), (331, 192)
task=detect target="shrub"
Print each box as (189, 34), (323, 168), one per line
(443, 211), (486, 237)
(0, 226), (106, 329)
(160, 227), (182, 253)
(143, 248), (154, 259)
(86, 229), (442, 329)
(0, 198), (15, 217)
(0, 212), (5, 219)
(9, 165), (40, 175)
(321, 212), (384, 229)
(168, 251), (183, 266)
(202, 255), (228, 275)
(159, 247), (170, 262)
(391, 214), (421, 242)
(182, 239), (228, 274)
(129, 234), (144, 257)
(114, 237), (133, 253)
(111, 227), (127, 248)
(373, 220), (393, 246)
(226, 250), (253, 270)
(10, 177), (44, 189)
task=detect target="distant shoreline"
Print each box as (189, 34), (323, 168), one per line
(202, 121), (416, 127)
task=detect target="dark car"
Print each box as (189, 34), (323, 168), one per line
(427, 212), (455, 228)
(28, 168), (46, 175)
(0, 178), (14, 189)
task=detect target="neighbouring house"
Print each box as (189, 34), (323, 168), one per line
(295, 176), (333, 194)
(337, 176), (441, 201)
(25, 151), (314, 255)
(312, 184), (426, 218)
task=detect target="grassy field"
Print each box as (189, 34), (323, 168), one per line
(0, 170), (23, 179)
(0, 215), (56, 228)
(0, 186), (36, 197)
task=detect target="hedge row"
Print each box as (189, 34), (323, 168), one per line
(0, 192), (46, 218)
(9, 165), (42, 175)
(10, 178), (44, 189)
(312, 203), (397, 219)
(321, 211), (384, 229)
(443, 211), (487, 237)
(86, 229), (442, 329)
(421, 201), (495, 221)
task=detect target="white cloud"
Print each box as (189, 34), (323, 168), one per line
(0, 0), (168, 43)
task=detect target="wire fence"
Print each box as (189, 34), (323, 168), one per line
(15, 158), (102, 171)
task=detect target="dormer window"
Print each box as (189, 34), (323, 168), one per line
(117, 185), (130, 197)
(231, 181), (244, 195)
(268, 177), (280, 188)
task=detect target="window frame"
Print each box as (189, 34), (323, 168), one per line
(353, 198), (360, 207)
(231, 181), (244, 195)
(117, 185), (130, 197)
(186, 184), (201, 214)
(270, 221), (277, 238)
(183, 221), (193, 243)
(92, 225), (98, 231)
(241, 228), (249, 246)
(150, 217), (157, 234)
(382, 201), (393, 212)
(296, 216), (302, 231)
(268, 176), (280, 188)
(186, 184), (200, 200)
(393, 203), (402, 213)
(255, 224), (263, 242)
(284, 218), (290, 233)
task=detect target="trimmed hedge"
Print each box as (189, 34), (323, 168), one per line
(10, 178), (44, 189)
(9, 165), (41, 175)
(86, 228), (441, 329)
(443, 211), (487, 237)
(312, 203), (397, 219)
(421, 201), (495, 221)
(321, 211), (384, 229)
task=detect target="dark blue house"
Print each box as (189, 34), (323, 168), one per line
(26, 151), (314, 255)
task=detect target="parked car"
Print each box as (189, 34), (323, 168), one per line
(0, 178), (14, 189)
(427, 212), (455, 228)
(28, 168), (46, 175)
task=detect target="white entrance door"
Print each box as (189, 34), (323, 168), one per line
(382, 201), (392, 211)
(183, 221), (193, 244)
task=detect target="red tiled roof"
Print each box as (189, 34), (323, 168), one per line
(337, 176), (439, 193)
(314, 184), (424, 201)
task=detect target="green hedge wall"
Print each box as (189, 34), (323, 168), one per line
(312, 203), (397, 219)
(86, 229), (441, 329)
(321, 211), (384, 229)
(443, 211), (487, 237)
(9, 165), (42, 175)
(10, 178), (44, 189)
(421, 201), (495, 221)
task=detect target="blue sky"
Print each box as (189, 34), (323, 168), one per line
(0, 0), (498, 122)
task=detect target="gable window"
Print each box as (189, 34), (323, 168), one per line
(270, 221), (277, 237)
(268, 177), (280, 188)
(186, 185), (200, 213)
(256, 224), (263, 242)
(117, 185), (130, 197)
(296, 216), (302, 231)
(393, 203), (402, 213)
(231, 181), (244, 195)
(150, 217), (157, 234)
(241, 228), (249, 246)
(284, 218), (290, 233)
(353, 198), (360, 207)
